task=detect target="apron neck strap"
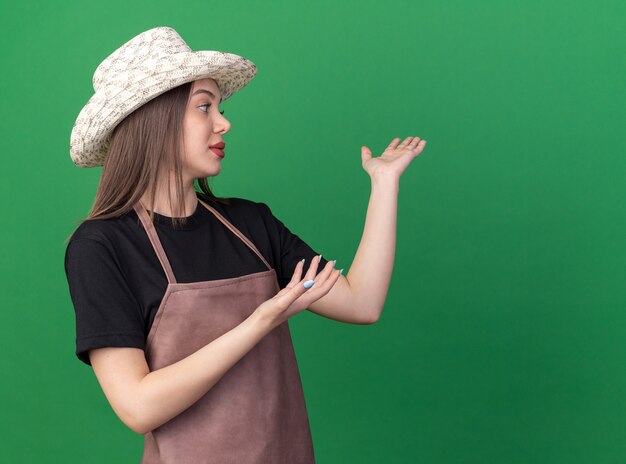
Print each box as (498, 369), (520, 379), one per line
(132, 197), (274, 284)
(133, 201), (178, 284)
(198, 198), (272, 271)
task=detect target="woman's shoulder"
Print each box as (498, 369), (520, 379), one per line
(65, 208), (137, 249)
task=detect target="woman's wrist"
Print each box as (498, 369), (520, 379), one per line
(247, 308), (278, 336)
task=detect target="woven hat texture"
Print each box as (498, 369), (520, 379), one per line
(70, 26), (257, 168)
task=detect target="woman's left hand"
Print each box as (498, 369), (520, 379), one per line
(361, 136), (427, 179)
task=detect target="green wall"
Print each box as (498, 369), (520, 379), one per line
(1, 0), (625, 462)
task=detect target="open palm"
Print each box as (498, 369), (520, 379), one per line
(361, 136), (427, 178)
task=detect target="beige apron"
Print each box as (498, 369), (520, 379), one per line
(133, 198), (316, 464)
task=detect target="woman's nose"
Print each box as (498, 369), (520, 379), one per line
(214, 116), (231, 133)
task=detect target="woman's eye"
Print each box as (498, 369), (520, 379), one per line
(199, 104), (225, 115)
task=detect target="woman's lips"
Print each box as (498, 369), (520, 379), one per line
(210, 148), (225, 158)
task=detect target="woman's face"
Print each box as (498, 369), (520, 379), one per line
(180, 78), (231, 180)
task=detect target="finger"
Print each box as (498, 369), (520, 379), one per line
(398, 136), (414, 149)
(322, 267), (343, 292)
(411, 139), (427, 156)
(302, 260), (335, 287)
(408, 136), (421, 149)
(286, 256), (323, 297)
(274, 271), (318, 307)
(302, 254), (323, 281)
(386, 137), (401, 151)
(285, 258), (305, 289)
(275, 259), (306, 298)
(312, 259), (337, 285)
(293, 268), (343, 307)
(310, 264), (341, 296)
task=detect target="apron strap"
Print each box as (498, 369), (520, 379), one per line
(198, 198), (273, 271)
(133, 202), (178, 284)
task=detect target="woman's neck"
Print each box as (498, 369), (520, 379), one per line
(139, 185), (199, 218)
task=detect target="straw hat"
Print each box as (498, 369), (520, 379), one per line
(69, 26), (257, 168)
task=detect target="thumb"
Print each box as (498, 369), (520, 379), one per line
(361, 145), (372, 166)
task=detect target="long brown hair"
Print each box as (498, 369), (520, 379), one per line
(65, 81), (229, 244)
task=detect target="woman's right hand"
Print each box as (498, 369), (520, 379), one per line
(253, 255), (341, 329)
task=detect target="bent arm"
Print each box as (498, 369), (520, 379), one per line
(90, 311), (273, 435)
(308, 172), (399, 324)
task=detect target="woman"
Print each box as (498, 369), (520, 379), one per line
(64, 27), (426, 463)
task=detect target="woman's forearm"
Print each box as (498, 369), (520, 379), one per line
(346, 172), (399, 322)
(133, 312), (273, 434)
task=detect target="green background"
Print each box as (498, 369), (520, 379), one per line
(1, 0), (625, 462)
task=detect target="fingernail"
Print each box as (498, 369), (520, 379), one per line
(318, 254), (323, 260)
(303, 280), (315, 289)
(339, 268), (344, 274)
(300, 258), (305, 264)
(332, 259), (337, 266)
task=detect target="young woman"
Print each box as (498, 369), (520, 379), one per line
(64, 26), (426, 463)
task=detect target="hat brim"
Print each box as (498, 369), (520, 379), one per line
(70, 50), (256, 168)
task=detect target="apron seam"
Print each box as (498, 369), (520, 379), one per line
(166, 269), (277, 294)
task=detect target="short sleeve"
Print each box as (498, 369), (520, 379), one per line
(256, 202), (329, 289)
(64, 237), (145, 366)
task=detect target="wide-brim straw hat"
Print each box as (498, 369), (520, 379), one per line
(69, 26), (257, 168)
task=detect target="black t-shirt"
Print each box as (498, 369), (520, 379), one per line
(64, 191), (329, 366)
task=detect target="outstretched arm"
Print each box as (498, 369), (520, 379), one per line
(307, 136), (428, 324)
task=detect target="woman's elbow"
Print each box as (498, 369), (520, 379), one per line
(366, 306), (382, 324)
(123, 408), (153, 435)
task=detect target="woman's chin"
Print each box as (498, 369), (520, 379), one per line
(205, 164), (222, 177)
(200, 159), (222, 175)
(186, 164), (221, 180)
